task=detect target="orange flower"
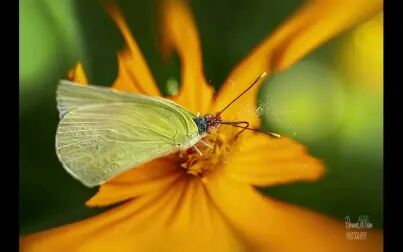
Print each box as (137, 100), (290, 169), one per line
(20, 0), (383, 251)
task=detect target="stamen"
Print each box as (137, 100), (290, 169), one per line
(178, 129), (236, 178)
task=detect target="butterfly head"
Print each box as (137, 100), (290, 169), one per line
(204, 114), (222, 133)
(193, 114), (222, 135)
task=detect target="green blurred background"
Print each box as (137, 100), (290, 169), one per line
(20, 0), (383, 234)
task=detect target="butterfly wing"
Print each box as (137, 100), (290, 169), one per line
(56, 80), (196, 119)
(56, 101), (200, 187)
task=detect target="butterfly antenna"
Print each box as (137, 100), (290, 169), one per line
(216, 72), (267, 117)
(221, 121), (281, 138)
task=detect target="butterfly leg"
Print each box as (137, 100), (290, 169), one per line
(199, 139), (213, 149)
(192, 145), (203, 156)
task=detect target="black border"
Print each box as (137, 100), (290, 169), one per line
(5, 0), (19, 250)
(384, 0), (401, 250)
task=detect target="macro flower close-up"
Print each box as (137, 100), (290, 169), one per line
(20, 0), (383, 251)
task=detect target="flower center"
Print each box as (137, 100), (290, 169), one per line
(178, 128), (238, 180)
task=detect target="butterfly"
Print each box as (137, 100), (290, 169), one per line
(55, 73), (277, 187)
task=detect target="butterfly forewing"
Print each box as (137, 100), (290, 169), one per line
(57, 80), (196, 119)
(56, 81), (200, 187)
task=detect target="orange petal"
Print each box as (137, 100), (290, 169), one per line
(20, 187), (171, 251)
(86, 155), (183, 207)
(213, 0), (383, 126)
(105, 2), (160, 95)
(160, 0), (214, 113)
(224, 132), (324, 186)
(206, 173), (383, 252)
(67, 62), (88, 85)
(271, 0), (383, 72)
(21, 178), (244, 251)
(110, 50), (142, 93)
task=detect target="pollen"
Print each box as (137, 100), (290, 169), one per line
(178, 128), (239, 180)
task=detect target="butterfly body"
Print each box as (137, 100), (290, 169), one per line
(56, 81), (212, 187)
(56, 73), (268, 187)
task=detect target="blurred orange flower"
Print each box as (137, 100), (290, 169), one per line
(20, 0), (383, 251)
(339, 11), (383, 90)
